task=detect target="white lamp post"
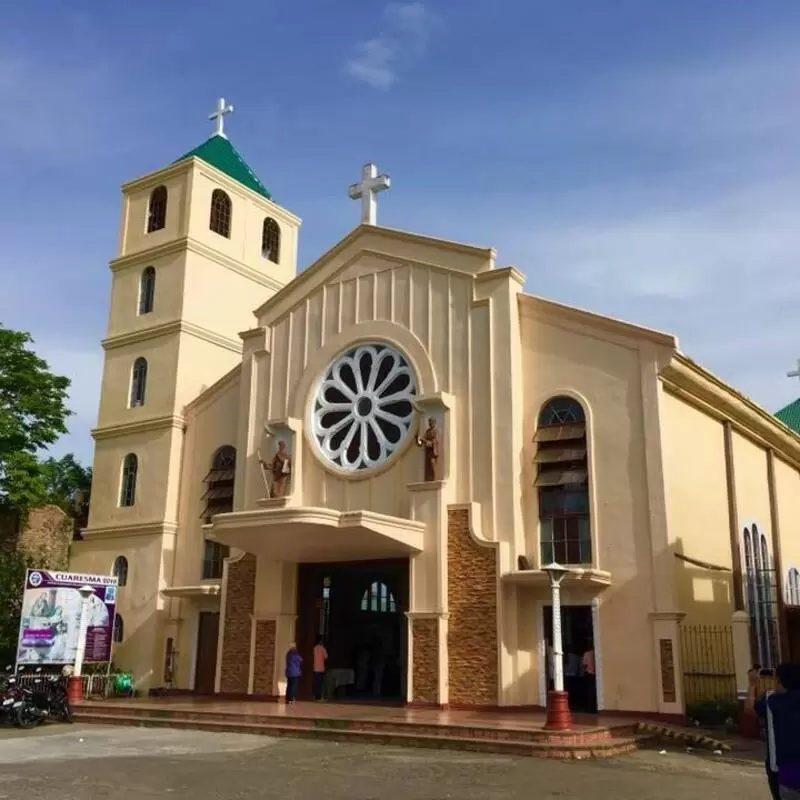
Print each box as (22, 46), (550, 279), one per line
(542, 562), (573, 730)
(67, 585), (95, 704)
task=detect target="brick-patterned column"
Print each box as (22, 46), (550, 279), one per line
(219, 553), (256, 694)
(447, 508), (498, 707)
(409, 615), (439, 705)
(251, 618), (277, 696)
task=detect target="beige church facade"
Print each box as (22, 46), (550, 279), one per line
(70, 113), (800, 718)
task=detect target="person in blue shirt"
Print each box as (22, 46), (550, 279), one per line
(750, 662), (800, 800)
(285, 643), (303, 705)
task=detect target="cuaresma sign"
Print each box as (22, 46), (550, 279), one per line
(15, 570), (118, 666)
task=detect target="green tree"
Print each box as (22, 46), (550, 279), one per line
(39, 453), (92, 514)
(0, 326), (72, 515)
(0, 549), (29, 665)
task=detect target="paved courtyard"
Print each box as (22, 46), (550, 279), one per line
(0, 724), (772, 800)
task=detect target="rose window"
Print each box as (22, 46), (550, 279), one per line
(310, 343), (417, 470)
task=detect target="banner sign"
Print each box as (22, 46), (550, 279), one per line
(15, 569), (118, 666)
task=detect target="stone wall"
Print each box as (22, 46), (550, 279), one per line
(447, 507), (498, 707)
(0, 505), (71, 569)
(219, 553), (256, 693)
(411, 617), (439, 704)
(252, 619), (276, 696)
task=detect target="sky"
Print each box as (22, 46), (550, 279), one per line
(2, 0), (800, 466)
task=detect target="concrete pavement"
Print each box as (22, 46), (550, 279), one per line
(0, 725), (773, 799)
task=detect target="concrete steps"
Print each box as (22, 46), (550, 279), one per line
(74, 703), (648, 760)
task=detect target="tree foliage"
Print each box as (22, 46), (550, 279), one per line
(0, 549), (30, 665)
(39, 453), (92, 514)
(0, 326), (72, 514)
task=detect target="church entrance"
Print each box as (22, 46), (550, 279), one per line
(296, 559), (408, 703)
(543, 604), (596, 712)
(194, 611), (220, 695)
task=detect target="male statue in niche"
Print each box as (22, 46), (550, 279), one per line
(416, 417), (441, 482)
(259, 440), (292, 498)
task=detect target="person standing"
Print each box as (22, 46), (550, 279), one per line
(312, 636), (328, 701)
(749, 662), (800, 799)
(285, 643), (302, 705)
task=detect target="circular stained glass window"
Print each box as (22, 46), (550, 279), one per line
(310, 343), (417, 471)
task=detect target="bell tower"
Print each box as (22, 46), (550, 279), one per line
(85, 99), (301, 533)
(70, 101), (301, 689)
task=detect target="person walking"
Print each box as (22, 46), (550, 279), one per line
(285, 643), (302, 705)
(749, 662), (800, 799)
(312, 636), (328, 701)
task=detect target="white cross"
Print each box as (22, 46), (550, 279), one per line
(209, 97), (234, 138)
(788, 359), (800, 380)
(348, 163), (391, 226)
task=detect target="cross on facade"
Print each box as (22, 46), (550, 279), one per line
(209, 97), (234, 138)
(348, 163), (391, 226)
(788, 359), (800, 380)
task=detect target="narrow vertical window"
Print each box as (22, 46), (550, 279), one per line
(119, 454), (138, 507)
(201, 445), (236, 522)
(147, 186), (168, 233)
(129, 358), (148, 407)
(113, 615), (124, 643)
(535, 396), (590, 565)
(209, 189), (232, 238)
(113, 556), (129, 587)
(138, 267), (156, 315)
(261, 217), (281, 262)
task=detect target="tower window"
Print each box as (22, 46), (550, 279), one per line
(113, 555), (129, 587)
(129, 357), (148, 407)
(138, 267), (156, 315)
(535, 396), (591, 565)
(261, 217), (281, 263)
(147, 186), (168, 233)
(209, 189), (232, 238)
(113, 614), (124, 643)
(119, 454), (138, 507)
(201, 445), (236, 521)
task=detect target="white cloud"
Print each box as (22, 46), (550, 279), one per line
(344, 2), (436, 90)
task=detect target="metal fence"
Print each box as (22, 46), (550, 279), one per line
(680, 624), (737, 704)
(13, 672), (115, 698)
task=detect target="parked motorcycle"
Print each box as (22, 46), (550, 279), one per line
(13, 667), (73, 728)
(0, 666), (27, 726)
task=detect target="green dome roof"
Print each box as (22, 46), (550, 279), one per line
(175, 134), (271, 200)
(775, 398), (800, 434)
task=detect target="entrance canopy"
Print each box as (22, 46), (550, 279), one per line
(208, 506), (425, 563)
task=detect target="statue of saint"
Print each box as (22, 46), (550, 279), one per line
(416, 417), (440, 482)
(260, 440), (292, 498)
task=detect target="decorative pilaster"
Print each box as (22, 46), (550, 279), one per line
(217, 552), (256, 694)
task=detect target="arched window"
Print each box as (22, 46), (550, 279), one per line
(535, 396), (590, 565)
(138, 267), (156, 315)
(113, 614), (124, 643)
(113, 556), (129, 587)
(201, 445), (236, 522)
(787, 567), (800, 606)
(209, 189), (232, 238)
(360, 581), (397, 613)
(129, 358), (148, 407)
(744, 525), (778, 669)
(147, 186), (168, 233)
(119, 454), (138, 507)
(261, 217), (281, 262)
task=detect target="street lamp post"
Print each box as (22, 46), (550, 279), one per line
(67, 585), (96, 705)
(542, 562), (573, 730)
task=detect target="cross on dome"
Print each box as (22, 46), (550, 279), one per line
(348, 163), (391, 226)
(788, 359), (800, 381)
(209, 97), (234, 139)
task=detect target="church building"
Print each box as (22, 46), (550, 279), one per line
(70, 102), (800, 718)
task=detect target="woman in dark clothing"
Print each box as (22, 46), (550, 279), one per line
(285, 643), (303, 704)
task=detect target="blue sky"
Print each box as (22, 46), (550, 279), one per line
(2, 1), (800, 466)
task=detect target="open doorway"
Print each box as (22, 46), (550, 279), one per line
(543, 604), (596, 712)
(296, 559), (408, 703)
